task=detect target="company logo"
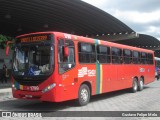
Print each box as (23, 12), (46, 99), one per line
(78, 67), (96, 77)
(140, 68), (145, 72)
(1, 112), (42, 118)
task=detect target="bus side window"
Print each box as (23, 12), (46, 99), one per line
(78, 42), (96, 63)
(123, 49), (132, 64)
(111, 47), (122, 64)
(58, 39), (75, 74)
(97, 45), (110, 64)
(141, 52), (147, 64)
(133, 51), (140, 64)
(148, 53), (154, 64)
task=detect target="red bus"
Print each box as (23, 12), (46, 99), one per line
(7, 32), (155, 106)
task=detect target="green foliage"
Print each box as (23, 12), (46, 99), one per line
(0, 34), (15, 49)
(0, 34), (7, 42)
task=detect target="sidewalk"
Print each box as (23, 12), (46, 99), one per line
(0, 80), (12, 98)
(0, 87), (12, 100)
(0, 80), (11, 89)
(0, 88), (12, 101)
(0, 88), (12, 93)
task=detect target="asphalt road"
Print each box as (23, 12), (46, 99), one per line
(1, 80), (160, 120)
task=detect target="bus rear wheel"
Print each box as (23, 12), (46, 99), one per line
(77, 84), (90, 106)
(131, 78), (138, 93)
(138, 78), (144, 91)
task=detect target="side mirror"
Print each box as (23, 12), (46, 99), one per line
(5, 41), (14, 56)
(6, 41), (10, 56)
(64, 46), (69, 57)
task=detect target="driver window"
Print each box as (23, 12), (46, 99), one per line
(58, 39), (75, 74)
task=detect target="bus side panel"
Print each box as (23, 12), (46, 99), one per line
(101, 65), (112, 93)
(59, 64), (100, 101)
(122, 65), (132, 89)
(59, 66), (80, 102)
(102, 64), (135, 93)
(105, 65), (119, 92)
(144, 65), (155, 84)
(102, 64), (136, 93)
(123, 65), (139, 88)
(97, 64), (126, 94)
(77, 64), (96, 95)
(116, 65), (126, 90)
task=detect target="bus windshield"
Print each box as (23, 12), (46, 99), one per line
(13, 43), (54, 77)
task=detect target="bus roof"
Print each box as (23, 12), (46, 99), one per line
(54, 32), (154, 54)
(16, 31), (154, 54)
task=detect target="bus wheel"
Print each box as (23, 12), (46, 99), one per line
(138, 78), (144, 91)
(131, 78), (138, 93)
(77, 84), (90, 106)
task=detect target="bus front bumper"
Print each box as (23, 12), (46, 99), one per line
(12, 88), (59, 102)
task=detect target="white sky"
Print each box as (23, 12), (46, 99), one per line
(82, 0), (160, 40)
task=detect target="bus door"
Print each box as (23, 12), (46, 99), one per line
(58, 39), (76, 99)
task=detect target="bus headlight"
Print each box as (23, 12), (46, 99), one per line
(12, 84), (15, 88)
(42, 83), (56, 93)
(12, 84), (17, 90)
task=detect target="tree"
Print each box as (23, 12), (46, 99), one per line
(0, 34), (15, 49)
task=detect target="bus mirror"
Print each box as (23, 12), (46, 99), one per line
(5, 41), (14, 56)
(64, 46), (69, 57)
(6, 46), (9, 56)
(6, 41), (10, 56)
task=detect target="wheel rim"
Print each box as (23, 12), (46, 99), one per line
(80, 88), (88, 102)
(133, 80), (137, 91)
(140, 80), (143, 89)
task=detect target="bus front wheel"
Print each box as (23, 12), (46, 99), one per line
(131, 78), (138, 93)
(77, 84), (90, 106)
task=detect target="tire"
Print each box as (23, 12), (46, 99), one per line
(138, 78), (144, 91)
(131, 78), (138, 93)
(77, 84), (90, 106)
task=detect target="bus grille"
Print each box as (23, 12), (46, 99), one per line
(14, 76), (49, 86)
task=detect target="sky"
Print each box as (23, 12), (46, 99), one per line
(82, 0), (160, 40)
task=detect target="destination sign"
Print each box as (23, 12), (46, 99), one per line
(20, 35), (49, 43)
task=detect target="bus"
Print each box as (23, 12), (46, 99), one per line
(6, 32), (155, 106)
(155, 57), (160, 79)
